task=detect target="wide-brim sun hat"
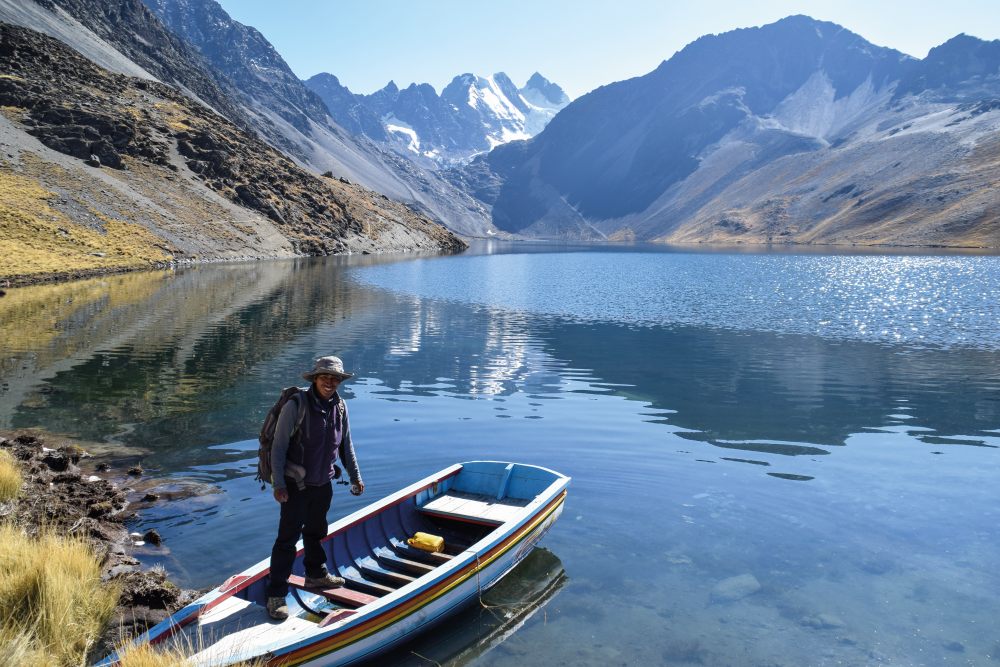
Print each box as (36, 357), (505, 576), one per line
(302, 355), (354, 381)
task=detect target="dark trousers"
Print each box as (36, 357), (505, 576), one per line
(267, 479), (333, 597)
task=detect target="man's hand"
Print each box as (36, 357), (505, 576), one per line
(273, 487), (289, 503)
(350, 481), (365, 496)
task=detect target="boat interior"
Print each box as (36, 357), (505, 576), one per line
(158, 463), (561, 661)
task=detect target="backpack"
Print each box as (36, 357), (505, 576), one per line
(255, 386), (307, 489)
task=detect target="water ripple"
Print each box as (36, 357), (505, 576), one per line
(353, 252), (1000, 349)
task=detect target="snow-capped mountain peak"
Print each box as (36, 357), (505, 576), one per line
(466, 74), (528, 123)
(308, 70), (571, 165)
(521, 72), (570, 108)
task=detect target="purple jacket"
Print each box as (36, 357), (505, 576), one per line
(270, 385), (362, 490)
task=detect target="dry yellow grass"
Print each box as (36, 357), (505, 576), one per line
(112, 639), (265, 667)
(0, 450), (21, 501)
(0, 518), (260, 666)
(114, 641), (195, 667)
(0, 523), (120, 665)
(0, 169), (173, 280)
(122, 105), (145, 122)
(607, 227), (637, 242)
(152, 102), (193, 132)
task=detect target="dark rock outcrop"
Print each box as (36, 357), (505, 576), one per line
(0, 28), (170, 170)
(22, 107), (167, 170)
(33, 0), (255, 131)
(304, 72), (388, 141)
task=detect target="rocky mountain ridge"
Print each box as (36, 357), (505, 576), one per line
(0, 0), (255, 131)
(142, 0), (493, 237)
(306, 70), (570, 165)
(0, 22), (464, 285)
(144, 0), (330, 140)
(459, 15), (1000, 247)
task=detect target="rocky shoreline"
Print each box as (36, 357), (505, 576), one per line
(0, 430), (198, 660)
(0, 262), (175, 290)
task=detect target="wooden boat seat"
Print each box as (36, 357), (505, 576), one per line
(374, 548), (436, 576)
(340, 574), (395, 597)
(318, 608), (357, 628)
(357, 561), (416, 588)
(287, 575), (378, 608)
(419, 491), (530, 526)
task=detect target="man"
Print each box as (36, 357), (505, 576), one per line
(266, 355), (364, 621)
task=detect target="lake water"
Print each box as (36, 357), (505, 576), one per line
(1, 242), (998, 666)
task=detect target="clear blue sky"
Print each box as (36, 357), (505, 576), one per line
(216, 0), (1000, 99)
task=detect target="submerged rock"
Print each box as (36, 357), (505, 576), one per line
(801, 612), (846, 629)
(711, 573), (761, 602)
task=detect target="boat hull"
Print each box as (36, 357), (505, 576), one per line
(294, 493), (565, 666)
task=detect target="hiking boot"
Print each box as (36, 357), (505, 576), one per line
(267, 596), (289, 620)
(304, 572), (345, 588)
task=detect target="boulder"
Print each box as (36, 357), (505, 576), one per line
(711, 573), (761, 602)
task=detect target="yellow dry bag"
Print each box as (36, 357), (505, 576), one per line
(407, 531), (445, 553)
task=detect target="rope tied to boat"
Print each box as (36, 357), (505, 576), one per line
(476, 552), (485, 607)
(474, 552), (523, 615)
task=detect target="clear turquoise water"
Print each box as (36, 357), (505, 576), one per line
(1, 243), (998, 666)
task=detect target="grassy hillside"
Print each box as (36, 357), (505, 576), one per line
(0, 168), (172, 280)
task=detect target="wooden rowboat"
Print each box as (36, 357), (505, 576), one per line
(99, 461), (570, 666)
